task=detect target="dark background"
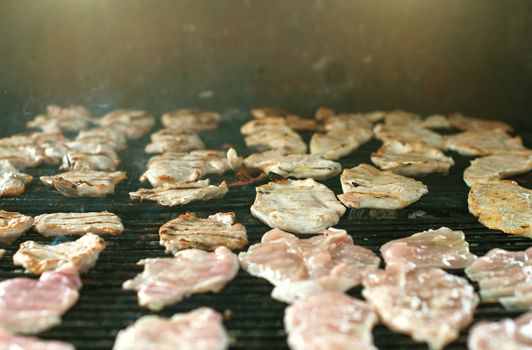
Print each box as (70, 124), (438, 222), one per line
(1, 0), (531, 129)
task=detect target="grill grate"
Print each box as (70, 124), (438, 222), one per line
(0, 114), (530, 350)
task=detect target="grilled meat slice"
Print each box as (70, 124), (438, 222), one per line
(251, 178), (346, 234)
(61, 151), (120, 172)
(31, 131), (70, 165)
(0, 264), (81, 334)
(130, 180), (229, 207)
(123, 246), (238, 311)
(468, 180), (531, 236)
(309, 130), (369, 160)
(448, 113), (513, 132)
(97, 109), (155, 139)
(374, 123), (445, 149)
(240, 117), (290, 135)
(338, 164), (428, 209)
(76, 127), (127, 151)
(159, 212), (247, 253)
(0, 331), (75, 350)
(161, 109), (222, 131)
(463, 152), (532, 187)
(284, 291), (378, 350)
(0, 146), (43, 168)
(113, 308), (229, 350)
(362, 267), (478, 350)
(13, 233), (106, 274)
(33, 212), (123, 237)
(422, 114), (452, 129)
(27, 105), (93, 132)
(145, 129), (205, 154)
(468, 312), (532, 350)
(465, 247), (532, 309)
(251, 108), (322, 131)
(0, 210), (33, 244)
(239, 228), (380, 303)
(445, 129), (528, 156)
(371, 141), (454, 176)
(323, 113), (374, 131)
(244, 151), (341, 180)
(40, 171), (126, 197)
(380, 227), (477, 270)
(140, 150), (229, 187)
(245, 127), (307, 154)
(381, 110), (422, 126)
(0, 160), (33, 197)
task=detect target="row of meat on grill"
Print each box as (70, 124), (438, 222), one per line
(0, 208), (530, 349)
(1, 106), (530, 238)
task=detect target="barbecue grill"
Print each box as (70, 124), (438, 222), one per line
(1, 1), (531, 349)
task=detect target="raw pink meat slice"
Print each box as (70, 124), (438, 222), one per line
(465, 247), (532, 309)
(113, 307), (228, 350)
(0, 264), (81, 334)
(0, 331), (75, 350)
(123, 246), (238, 311)
(380, 227), (477, 270)
(468, 312), (532, 350)
(239, 228), (380, 303)
(362, 267), (478, 350)
(284, 291), (378, 350)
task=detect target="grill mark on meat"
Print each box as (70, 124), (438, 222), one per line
(40, 171), (126, 197)
(159, 212), (248, 253)
(338, 163), (428, 209)
(0, 210), (33, 244)
(33, 212), (123, 237)
(463, 152), (532, 187)
(13, 233), (106, 274)
(445, 129), (528, 156)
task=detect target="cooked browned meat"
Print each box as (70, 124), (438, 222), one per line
(0, 160), (33, 197)
(324, 113), (374, 131)
(445, 129), (528, 156)
(241, 117), (289, 135)
(468, 312), (532, 350)
(241, 118), (307, 154)
(374, 123), (445, 149)
(251, 107), (292, 119)
(468, 180), (531, 237)
(463, 152), (532, 187)
(251, 178), (346, 234)
(162, 109), (222, 131)
(140, 150), (230, 187)
(159, 212), (247, 253)
(31, 131), (71, 165)
(27, 105), (94, 132)
(338, 164), (428, 209)
(97, 109), (155, 139)
(33, 211), (124, 237)
(76, 127), (127, 150)
(0, 210), (33, 244)
(244, 150), (341, 180)
(422, 114), (452, 129)
(465, 248), (531, 310)
(130, 180), (229, 207)
(145, 129), (205, 154)
(371, 141), (454, 176)
(285, 291), (378, 350)
(448, 113), (513, 132)
(61, 151), (120, 172)
(313, 107), (336, 121)
(0, 146), (43, 168)
(40, 171), (126, 197)
(362, 267), (479, 350)
(380, 227), (477, 270)
(13, 233), (105, 274)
